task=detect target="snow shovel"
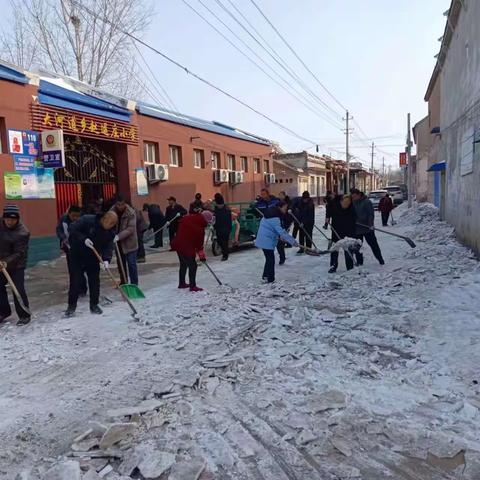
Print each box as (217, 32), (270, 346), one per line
(90, 246), (139, 320)
(201, 259), (223, 286)
(114, 242), (145, 299)
(144, 213), (181, 244)
(390, 212), (397, 226)
(0, 265), (31, 318)
(313, 223), (358, 266)
(287, 210), (320, 250)
(356, 223), (416, 248)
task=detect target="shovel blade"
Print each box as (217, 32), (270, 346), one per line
(120, 283), (146, 299)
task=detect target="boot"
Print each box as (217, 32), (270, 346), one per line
(137, 257), (146, 263)
(190, 286), (203, 292)
(17, 316), (31, 325)
(0, 314), (10, 324)
(328, 266), (337, 273)
(64, 306), (76, 318)
(178, 283), (190, 289)
(279, 258), (286, 265)
(221, 256), (228, 261)
(90, 305), (103, 315)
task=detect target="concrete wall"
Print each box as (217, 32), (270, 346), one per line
(413, 116), (430, 202)
(427, 78), (441, 204)
(440, 0), (480, 253)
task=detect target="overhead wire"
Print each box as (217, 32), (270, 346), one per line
(70, 0), (325, 146)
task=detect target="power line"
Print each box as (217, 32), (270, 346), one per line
(213, 0), (344, 123)
(181, 0), (342, 131)
(71, 0), (323, 146)
(249, 0), (347, 113)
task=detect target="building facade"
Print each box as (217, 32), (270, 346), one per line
(0, 61), (273, 262)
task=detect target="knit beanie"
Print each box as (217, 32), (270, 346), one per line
(3, 204), (20, 219)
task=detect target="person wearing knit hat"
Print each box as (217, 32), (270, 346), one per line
(0, 204), (31, 325)
(213, 194), (232, 261)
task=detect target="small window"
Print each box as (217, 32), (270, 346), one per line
(227, 154), (235, 171)
(240, 156), (248, 172)
(253, 158), (260, 174)
(280, 179), (283, 183)
(0, 117), (6, 154)
(144, 141), (158, 164)
(211, 151), (221, 169)
(193, 149), (205, 169)
(169, 145), (182, 167)
(263, 159), (270, 173)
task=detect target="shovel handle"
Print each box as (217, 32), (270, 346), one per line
(0, 266), (31, 317)
(114, 242), (128, 285)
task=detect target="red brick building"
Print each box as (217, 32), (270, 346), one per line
(0, 61), (273, 262)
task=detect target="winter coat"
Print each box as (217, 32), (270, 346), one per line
(171, 213), (207, 257)
(0, 220), (30, 271)
(324, 196), (336, 222)
(354, 194), (375, 235)
(331, 200), (356, 241)
(378, 196), (394, 214)
(254, 196), (280, 216)
(189, 199), (204, 214)
(136, 209), (148, 234)
(56, 213), (74, 252)
(166, 203), (187, 223)
(69, 214), (115, 262)
(214, 205), (232, 234)
(145, 204), (165, 230)
(111, 204), (138, 254)
(295, 198), (315, 225)
(255, 207), (296, 251)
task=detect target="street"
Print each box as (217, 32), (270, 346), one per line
(2, 204), (480, 479)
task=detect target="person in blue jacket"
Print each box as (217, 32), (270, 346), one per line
(255, 201), (298, 283)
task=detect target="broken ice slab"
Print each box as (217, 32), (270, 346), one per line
(309, 390), (347, 413)
(169, 457), (206, 480)
(107, 399), (163, 418)
(43, 460), (81, 480)
(137, 451), (176, 479)
(99, 423), (138, 450)
(173, 370), (199, 388)
(330, 436), (352, 457)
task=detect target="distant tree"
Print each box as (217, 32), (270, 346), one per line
(0, 0), (151, 97)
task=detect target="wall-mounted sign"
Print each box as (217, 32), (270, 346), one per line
(399, 152), (407, 167)
(136, 168), (148, 196)
(31, 105), (139, 145)
(41, 129), (65, 168)
(4, 168), (55, 200)
(8, 130), (40, 156)
(13, 155), (38, 173)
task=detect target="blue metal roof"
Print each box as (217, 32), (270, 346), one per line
(137, 102), (271, 145)
(38, 80), (131, 123)
(0, 63), (28, 85)
(427, 161), (446, 172)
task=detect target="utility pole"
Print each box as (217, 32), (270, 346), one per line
(343, 110), (353, 193)
(407, 113), (413, 208)
(382, 157), (385, 187)
(370, 141), (375, 192)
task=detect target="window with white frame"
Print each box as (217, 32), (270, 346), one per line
(227, 154), (235, 171)
(240, 156), (248, 172)
(193, 149), (204, 169)
(211, 151), (221, 169)
(263, 159), (270, 173)
(253, 158), (260, 174)
(169, 145), (182, 167)
(144, 141), (158, 164)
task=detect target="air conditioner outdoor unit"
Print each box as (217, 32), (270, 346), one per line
(235, 171), (244, 184)
(214, 169), (229, 185)
(264, 172), (274, 185)
(269, 173), (276, 184)
(145, 163), (168, 183)
(228, 171), (237, 184)
(155, 164), (169, 181)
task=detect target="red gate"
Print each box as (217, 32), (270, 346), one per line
(55, 183), (80, 218)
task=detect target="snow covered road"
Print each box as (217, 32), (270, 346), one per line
(2, 204), (480, 479)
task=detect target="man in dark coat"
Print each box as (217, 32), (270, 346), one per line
(323, 190), (335, 229)
(143, 203), (166, 248)
(0, 205), (31, 325)
(65, 211), (118, 317)
(136, 208), (148, 262)
(351, 188), (385, 265)
(56, 205), (87, 296)
(329, 195), (356, 273)
(189, 193), (205, 214)
(378, 193), (394, 227)
(166, 197), (187, 248)
(213, 193), (232, 261)
(294, 191), (315, 254)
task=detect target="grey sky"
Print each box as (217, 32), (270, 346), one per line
(0, 0), (450, 168)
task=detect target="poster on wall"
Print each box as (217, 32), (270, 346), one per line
(8, 130), (40, 156)
(136, 168), (149, 196)
(41, 130), (65, 168)
(4, 169), (55, 200)
(13, 155), (37, 173)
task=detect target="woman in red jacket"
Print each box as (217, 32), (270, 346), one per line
(171, 210), (213, 292)
(378, 193), (394, 226)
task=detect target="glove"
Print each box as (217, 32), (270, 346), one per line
(323, 222), (329, 230)
(103, 261), (109, 270)
(85, 238), (94, 249)
(198, 250), (206, 262)
(113, 234), (120, 243)
(0, 261), (7, 270)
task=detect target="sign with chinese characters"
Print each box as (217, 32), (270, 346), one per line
(31, 104), (138, 145)
(4, 168), (55, 200)
(399, 152), (407, 167)
(136, 168), (148, 196)
(8, 129), (40, 156)
(41, 129), (65, 168)
(13, 155), (38, 173)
